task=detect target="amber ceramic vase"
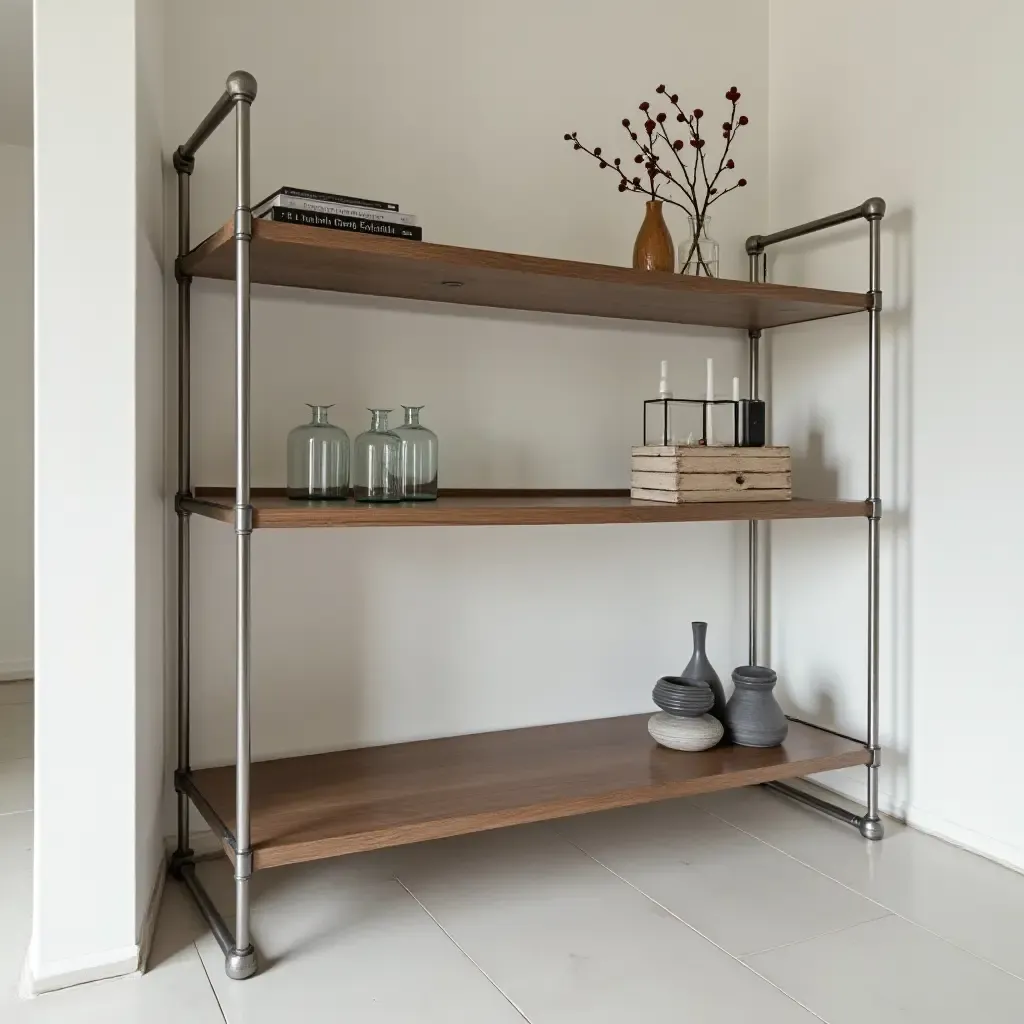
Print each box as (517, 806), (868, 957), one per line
(632, 200), (674, 272)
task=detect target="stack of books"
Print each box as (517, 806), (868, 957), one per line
(253, 187), (421, 241)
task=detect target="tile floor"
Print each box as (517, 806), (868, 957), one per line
(2, 682), (1024, 1022)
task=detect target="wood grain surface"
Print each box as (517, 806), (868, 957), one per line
(183, 489), (867, 528)
(179, 219), (869, 331)
(186, 717), (871, 870)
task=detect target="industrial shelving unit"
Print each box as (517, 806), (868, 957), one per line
(168, 71), (885, 980)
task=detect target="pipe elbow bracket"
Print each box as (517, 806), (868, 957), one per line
(172, 147), (195, 175)
(861, 196), (886, 220)
(745, 234), (765, 256)
(226, 70), (258, 104)
(867, 497), (882, 520)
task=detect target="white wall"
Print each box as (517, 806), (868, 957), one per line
(0, 141), (33, 681)
(163, 0), (769, 781)
(32, 0), (165, 990)
(768, 0), (1024, 870)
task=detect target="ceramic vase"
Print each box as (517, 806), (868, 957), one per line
(652, 676), (714, 719)
(680, 621), (727, 724)
(725, 666), (788, 748)
(632, 201), (674, 272)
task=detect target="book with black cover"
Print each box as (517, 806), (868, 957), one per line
(254, 186), (400, 212)
(261, 206), (422, 240)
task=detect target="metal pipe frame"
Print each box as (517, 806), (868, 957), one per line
(169, 70), (260, 981)
(745, 197), (886, 841)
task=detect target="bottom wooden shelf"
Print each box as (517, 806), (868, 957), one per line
(186, 716), (869, 870)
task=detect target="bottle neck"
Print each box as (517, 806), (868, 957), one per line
(308, 404), (332, 426)
(403, 406), (422, 426)
(369, 409), (391, 431)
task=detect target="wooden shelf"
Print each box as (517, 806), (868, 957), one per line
(186, 717), (870, 870)
(183, 489), (868, 528)
(180, 219), (869, 331)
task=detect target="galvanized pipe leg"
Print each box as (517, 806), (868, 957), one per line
(171, 137), (195, 878)
(747, 251), (762, 666)
(861, 201), (885, 841)
(227, 75), (258, 980)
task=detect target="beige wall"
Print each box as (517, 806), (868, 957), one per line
(768, 0), (1024, 870)
(0, 141), (32, 681)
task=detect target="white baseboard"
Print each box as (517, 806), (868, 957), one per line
(21, 945), (140, 997)
(21, 853), (168, 997)
(0, 661), (32, 683)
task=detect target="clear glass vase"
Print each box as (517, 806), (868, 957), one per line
(286, 404), (350, 500)
(679, 215), (720, 277)
(394, 405), (438, 500)
(352, 409), (403, 503)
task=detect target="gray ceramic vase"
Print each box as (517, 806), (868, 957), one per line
(652, 676), (715, 718)
(725, 666), (788, 748)
(680, 621), (727, 724)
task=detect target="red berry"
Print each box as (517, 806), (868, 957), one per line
(676, 113), (686, 122)
(639, 101), (650, 111)
(599, 160), (607, 168)
(618, 182), (627, 191)
(693, 108), (704, 118)
(722, 122), (732, 131)
(634, 154), (643, 163)
(670, 94), (679, 103)
(593, 146), (602, 156)
(656, 112), (666, 123)
(726, 158), (735, 169)
(644, 119), (656, 132)
(656, 84), (666, 93)
(632, 176), (641, 185)
(738, 178), (747, 186)
(726, 86), (741, 102)
(738, 115), (749, 125)
(614, 157), (621, 165)
(673, 139), (684, 150)
(574, 143), (581, 150)
(563, 133), (572, 140)
(622, 118), (631, 127)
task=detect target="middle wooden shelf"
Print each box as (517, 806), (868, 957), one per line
(182, 488), (868, 529)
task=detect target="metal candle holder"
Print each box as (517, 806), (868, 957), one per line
(643, 397), (765, 447)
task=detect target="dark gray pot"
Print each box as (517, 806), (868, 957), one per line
(652, 676), (715, 718)
(680, 622), (727, 724)
(725, 666), (788, 748)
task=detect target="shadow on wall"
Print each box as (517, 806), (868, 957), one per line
(760, 206), (915, 819)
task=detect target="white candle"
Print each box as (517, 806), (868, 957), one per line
(732, 376), (740, 402)
(705, 357), (714, 446)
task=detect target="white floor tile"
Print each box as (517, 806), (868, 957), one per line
(392, 824), (820, 1024)
(0, 758), (33, 816)
(0, 705), (32, 761)
(1, 884), (224, 1023)
(746, 913), (1024, 1024)
(697, 786), (1024, 980)
(556, 799), (889, 956)
(191, 851), (526, 1023)
(0, 682), (32, 707)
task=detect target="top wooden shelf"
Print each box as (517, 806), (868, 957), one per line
(180, 220), (870, 331)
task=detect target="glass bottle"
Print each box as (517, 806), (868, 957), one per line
(678, 215), (720, 278)
(352, 409), (403, 502)
(286, 404), (350, 500)
(394, 405), (438, 500)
